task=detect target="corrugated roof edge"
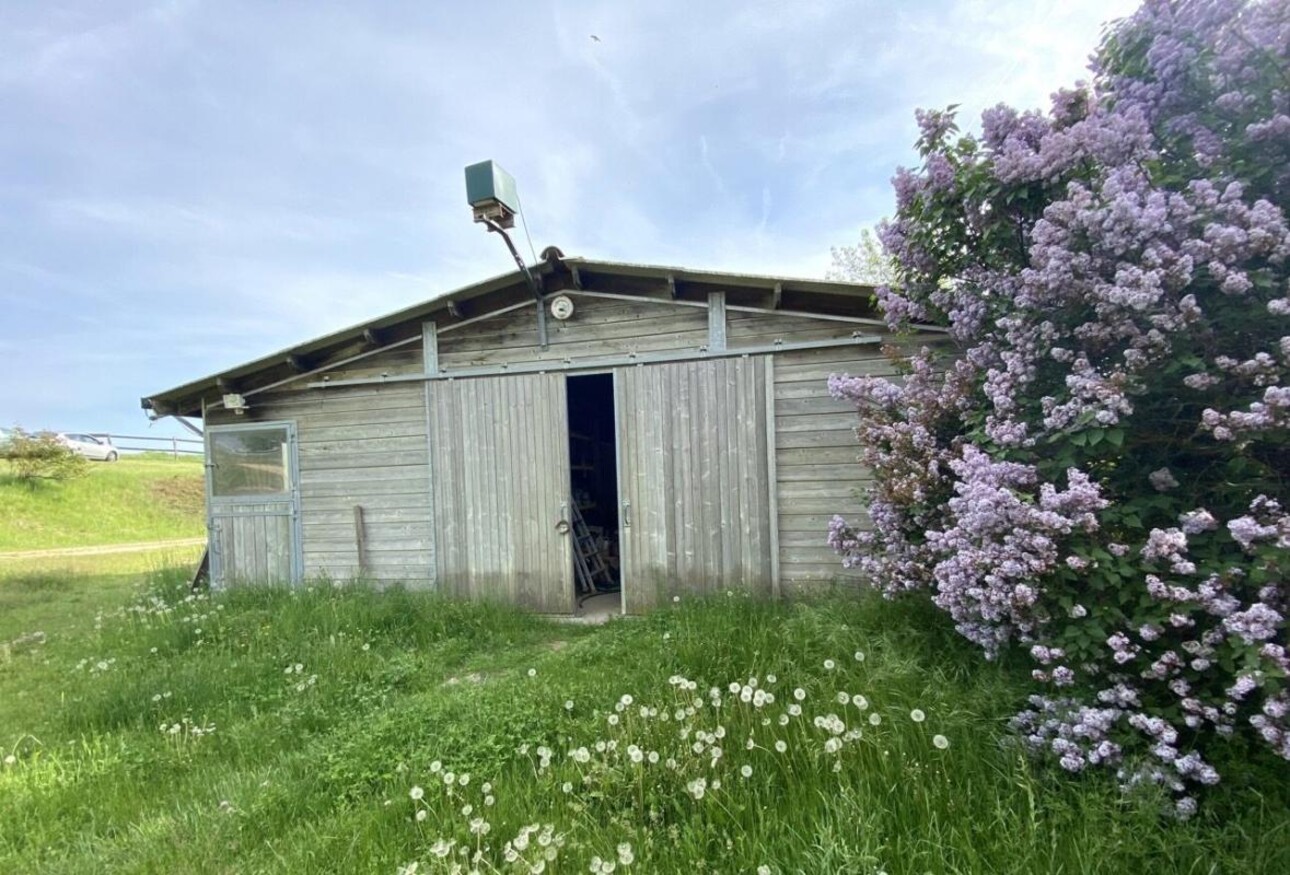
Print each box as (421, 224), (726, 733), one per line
(141, 257), (916, 416)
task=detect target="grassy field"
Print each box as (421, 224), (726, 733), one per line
(0, 455), (205, 551)
(1, 567), (1287, 874)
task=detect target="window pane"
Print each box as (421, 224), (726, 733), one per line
(211, 428), (289, 496)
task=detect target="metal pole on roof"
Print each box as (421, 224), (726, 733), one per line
(481, 218), (548, 350)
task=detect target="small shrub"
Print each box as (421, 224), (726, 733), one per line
(0, 428), (89, 483)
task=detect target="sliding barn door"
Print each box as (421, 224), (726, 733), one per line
(429, 374), (574, 612)
(615, 357), (774, 612)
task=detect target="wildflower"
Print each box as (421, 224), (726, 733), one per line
(416, 810), (428, 822)
(608, 714), (619, 726)
(443, 771), (455, 785)
(565, 700), (574, 711)
(868, 713), (882, 726)
(910, 709), (926, 723)
(788, 704), (802, 717)
(854, 651), (865, 662)
(430, 839), (454, 858)
(3, 754), (16, 766)
(362, 642), (370, 651)
(528, 668), (537, 677)
(851, 694), (868, 710)
(824, 659), (836, 670)
(793, 688), (806, 701)
(409, 786), (425, 801)
(740, 764), (753, 778)
(617, 842), (635, 865)
(758, 867), (772, 875)
(461, 804), (473, 816)
(775, 740), (787, 753)
(933, 734), (950, 749)
(562, 781), (573, 793)
(766, 673), (777, 683)
(485, 795), (495, 806)
(430, 760), (442, 773)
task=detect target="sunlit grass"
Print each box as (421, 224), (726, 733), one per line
(1, 570), (1287, 873)
(0, 455), (204, 551)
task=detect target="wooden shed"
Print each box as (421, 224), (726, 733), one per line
(143, 256), (944, 615)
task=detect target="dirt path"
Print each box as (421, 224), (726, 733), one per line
(0, 537), (206, 560)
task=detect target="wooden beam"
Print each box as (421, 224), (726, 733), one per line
(707, 291), (727, 352)
(354, 505), (368, 574)
(308, 334), (884, 388)
(422, 320), (439, 376)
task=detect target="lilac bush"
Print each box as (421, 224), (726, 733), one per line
(829, 0), (1289, 814)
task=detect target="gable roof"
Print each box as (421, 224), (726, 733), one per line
(143, 255), (893, 418)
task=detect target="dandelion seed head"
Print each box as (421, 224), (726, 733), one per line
(824, 659), (836, 670)
(910, 709), (926, 723)
(528, 668), (537, 677)
(415, 809), (428, 822)
(794, 688), (806, 701)
(775, 739), (788, 753)
(933, 734), (951, 750)
(740, 764), (753, 778)
(410, 786), (425, 801)
(869, 713), (882, 726)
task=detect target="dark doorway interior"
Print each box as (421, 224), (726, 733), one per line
(566, 374), (621, 608)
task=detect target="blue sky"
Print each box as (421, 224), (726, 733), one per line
(1, 0), (1138, 439)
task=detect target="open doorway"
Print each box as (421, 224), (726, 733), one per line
(566, 373), (622, 618)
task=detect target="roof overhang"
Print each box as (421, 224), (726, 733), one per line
(142, 257), (893, 418)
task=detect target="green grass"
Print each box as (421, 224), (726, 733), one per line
(1, 570), (1287, 873)
(0, 455), (204, 551)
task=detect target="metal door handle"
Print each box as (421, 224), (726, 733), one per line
(622, 500), (631, 528)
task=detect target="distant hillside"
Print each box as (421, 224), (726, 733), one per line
(0, 455), (205, 551)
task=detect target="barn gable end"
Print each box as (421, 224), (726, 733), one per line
(155, 258), (946, 608)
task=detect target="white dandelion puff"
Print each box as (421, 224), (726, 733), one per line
(933, 734), (950, 749)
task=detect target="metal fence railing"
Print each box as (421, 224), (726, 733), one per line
(93, 434), (203, 458)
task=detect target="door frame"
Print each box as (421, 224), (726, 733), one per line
(204, 419), (303, 587)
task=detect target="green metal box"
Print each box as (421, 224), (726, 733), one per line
(464, 160), (519, 213)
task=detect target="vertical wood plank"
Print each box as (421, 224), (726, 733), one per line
(422, 320), (439, 376)
(708, 291), (727, 352)
(764, 356), (781, 598)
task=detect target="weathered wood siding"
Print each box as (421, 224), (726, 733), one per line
(728, 309), (866, 348)
(209, 382), (432, 585)
(437, 295), (709, 371)
(615, 357), (773, 611)
(771, 345), (904, 590)
(428, 373), (573, 611)
(211, 503), (294, 585)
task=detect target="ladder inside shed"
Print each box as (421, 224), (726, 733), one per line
(571, 503), (613, 597)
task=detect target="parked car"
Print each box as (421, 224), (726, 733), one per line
(58, 433), (119, 462)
